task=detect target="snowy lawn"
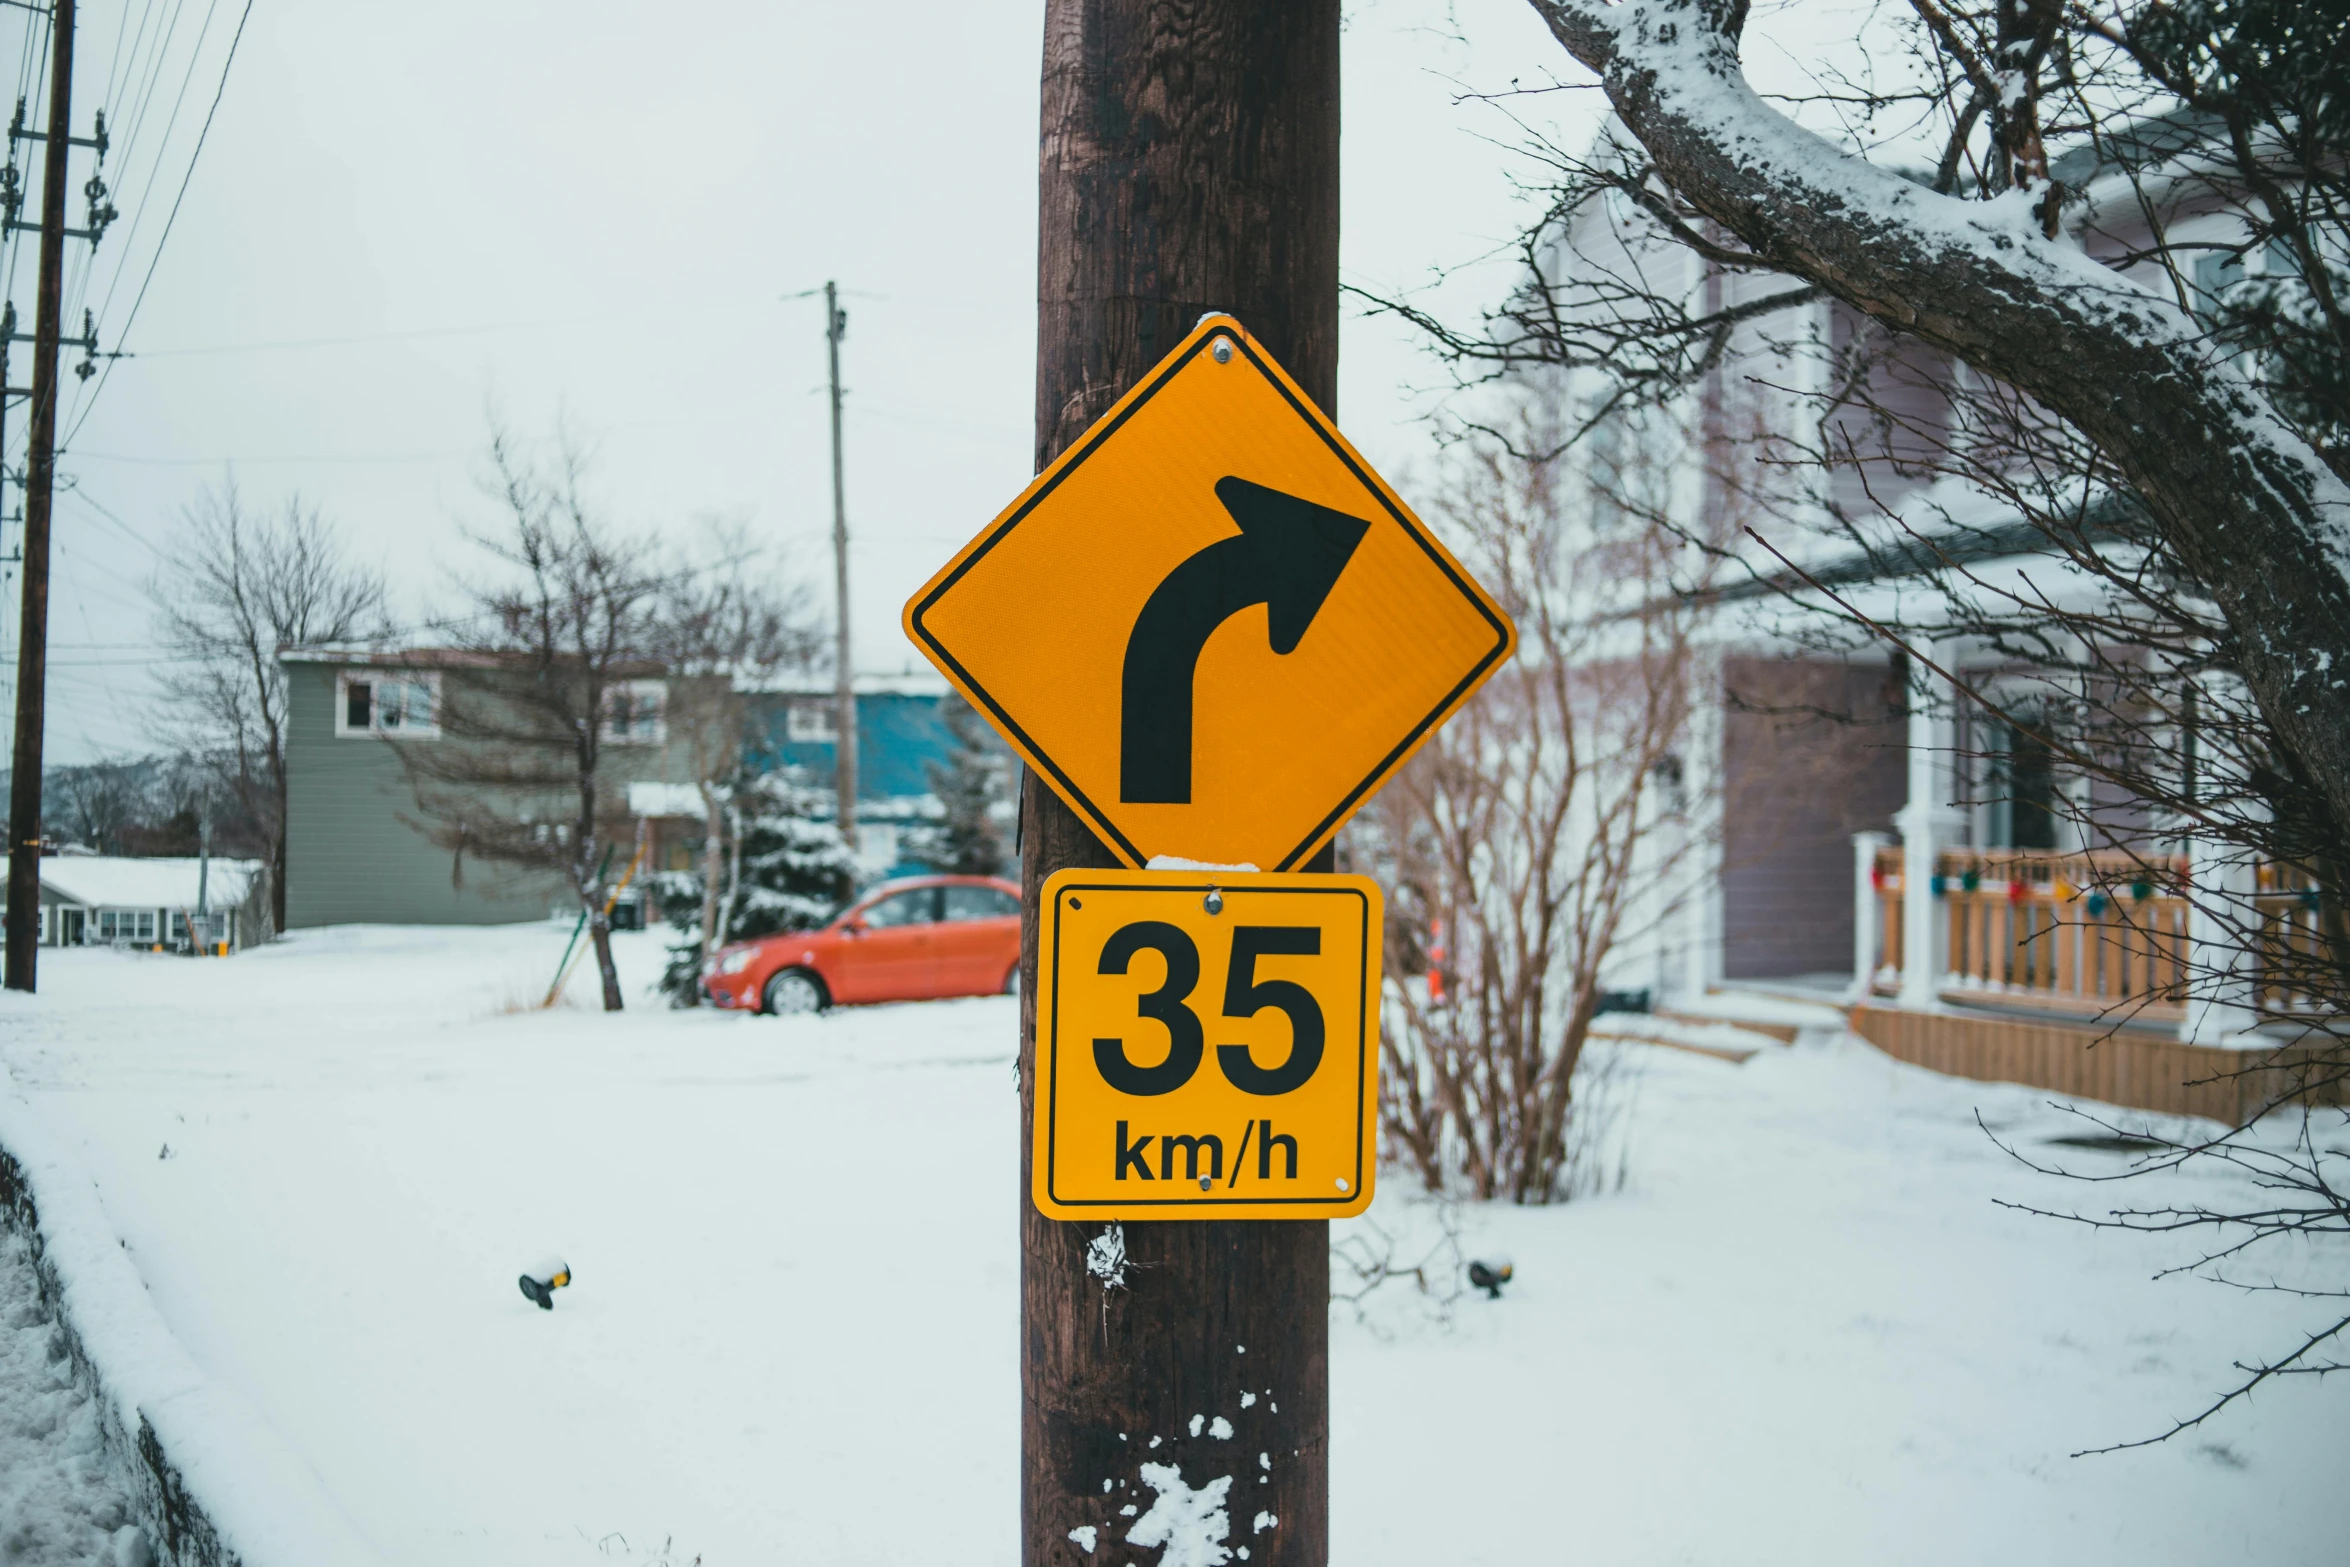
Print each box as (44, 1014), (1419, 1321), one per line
(0, 1231), (147, 1566)
(1, 925), (2342, 1564)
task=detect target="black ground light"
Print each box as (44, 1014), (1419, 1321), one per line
(519, 1257), (572, 1310)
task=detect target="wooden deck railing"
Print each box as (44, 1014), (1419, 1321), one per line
(1938, 848), (2189, 1020)
(2256, 861), (2337, 1016)
(1868, 845), (2253, 1022)
(1868, 845), (1902, 995)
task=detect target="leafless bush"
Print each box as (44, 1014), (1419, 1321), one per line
(1355, 389), (1718, 1203)
(1330, 1198), (1465, 1329)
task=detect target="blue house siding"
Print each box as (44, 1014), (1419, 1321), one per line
(746, 689), (963, 805)
(284, 666), (986, 927)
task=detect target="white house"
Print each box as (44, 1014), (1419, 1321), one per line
(1529, 115), (2336, 1123)
(36, 855), (263, 951)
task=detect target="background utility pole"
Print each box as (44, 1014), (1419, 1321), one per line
(1022, 3), (1340, 1562)
(5, 0), (75, 993)
(825, 278), (857, 853)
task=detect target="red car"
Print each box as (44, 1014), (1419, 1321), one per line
(700, 874), (1022, 1015)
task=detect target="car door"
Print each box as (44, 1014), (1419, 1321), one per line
(938, 883), (1020, 995)
(829, 887), (942, 1002)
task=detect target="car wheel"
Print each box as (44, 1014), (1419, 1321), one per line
(1002, 964), (1020, 998)
(763, 968), (827, 1016)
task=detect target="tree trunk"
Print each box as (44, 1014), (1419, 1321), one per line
(1024, 3), (1339, 1561)
(716, 803), (743, 953)
(698, 784), (727, 969)
(1526, 0), (2350, 844)
(270, 826), (288, 940)
(589, 915), (623, 1012)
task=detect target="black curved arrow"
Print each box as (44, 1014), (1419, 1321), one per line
(1120, 476), (1371, 804)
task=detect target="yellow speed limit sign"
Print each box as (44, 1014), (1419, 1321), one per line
(1034, 868), (1382, 1220)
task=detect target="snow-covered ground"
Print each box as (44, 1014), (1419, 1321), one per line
(0, 1231), (147, 1566)
(1, 925), (2342, 1564)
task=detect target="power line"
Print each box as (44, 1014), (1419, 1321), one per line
(66, 442), (484, 467)
(58, 0), (248, 453)
(100, 0), (161, 116)
(127, 311), (637, 357)
(60, 0), (201, 356)
(62, 482), (159, 554)
(66, 0), (216, 370)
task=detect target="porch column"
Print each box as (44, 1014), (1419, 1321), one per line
(1851, 830), (1890, 1001)
(1895, 642), (1963, 1009)
(2181, 834), (2260, 1045)
(1679, 647), (1725, 1001)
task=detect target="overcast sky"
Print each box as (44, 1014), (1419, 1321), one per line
(6, 0), (1601, 766)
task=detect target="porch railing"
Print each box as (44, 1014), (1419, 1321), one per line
(2256, 862), (2336, 1016)
(1942, 848), (2189, 1019)
(1870, 846), (2198, 1020)
(1868, 845), (1902, 995)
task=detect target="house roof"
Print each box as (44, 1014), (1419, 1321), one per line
(627, 782), (705, 819)
(279, 644), (905, 691)
(1696, 491), (2149, 607)
(40, 855), (261, 910)
(2050, 107), (2232, 195)
(279, 646), (507, 668)
(743, 672), (951, 699)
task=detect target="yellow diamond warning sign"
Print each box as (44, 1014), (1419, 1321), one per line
(903, 314), (1514, 870)
(1033, 868), (1381, 1220)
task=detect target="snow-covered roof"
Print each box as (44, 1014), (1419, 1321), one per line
(39, 856), (260, 910)
(278, 645), (507, 668)
(740, 671), (950, 699)
(627, 782), (704, 819)
(283, 645), (942, 699)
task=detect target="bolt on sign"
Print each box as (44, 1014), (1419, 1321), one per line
(1034, 868), (1382, 1219)
(902, 314), (1516, 871)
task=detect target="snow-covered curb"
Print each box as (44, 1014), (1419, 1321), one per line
(0, 1063), (379, 1567)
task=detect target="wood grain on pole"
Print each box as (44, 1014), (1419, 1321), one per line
(4, 0), (74, 993)
(1023, 2), (1339, 1562)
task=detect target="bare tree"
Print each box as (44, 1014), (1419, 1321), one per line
(401, 433), (673, 1012)
(47, 757), (151, 853)
(650, 523), (827, 977)
(1363, 0), (2349, 1431)
(149, 482), (388, 932)
(1357, 389), (1717, 1202)
(1378, 0), (2350, 838)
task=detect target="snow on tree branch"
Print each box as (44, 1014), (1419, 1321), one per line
(1522, 0), (2350, 843)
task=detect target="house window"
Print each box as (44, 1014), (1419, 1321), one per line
(601, 680), (668, 745)
(1986, 718), (2058, 851)
(95, 908), (158, 943)
(2193, 250), (2246, 321)
(171, 912), (227, 945)
(787, 699), (839, 743)
(338, 671), (440, 738)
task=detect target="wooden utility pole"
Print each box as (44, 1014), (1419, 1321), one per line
(824, 278), (858, 853)
(5, 0), (75, 993)
(1021, 3), (1340, 1562)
